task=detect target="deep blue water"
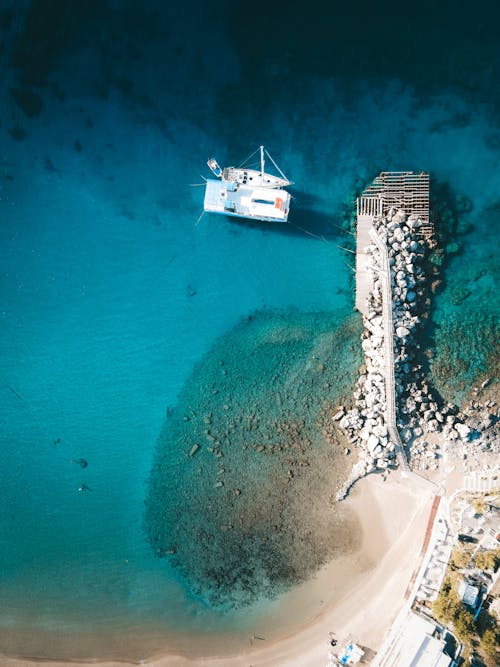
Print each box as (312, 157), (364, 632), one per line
(0, 0), (499, 660)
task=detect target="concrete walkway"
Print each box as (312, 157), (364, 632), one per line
(355, 213), (375, 316)
(368, 227), (410, 473)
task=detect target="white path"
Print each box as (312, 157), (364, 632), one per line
(366, 224), (409, 473)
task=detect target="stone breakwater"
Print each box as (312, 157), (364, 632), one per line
(335, 208), (497, 498)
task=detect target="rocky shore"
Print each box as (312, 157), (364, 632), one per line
(335, 209), (499, 497)
(444, 380), (499, 473)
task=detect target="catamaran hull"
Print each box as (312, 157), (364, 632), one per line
(203, 208), (288, 223)
(204, 179), (291, 223)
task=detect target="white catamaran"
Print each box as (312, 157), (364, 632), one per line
(203, 146), (292, 223)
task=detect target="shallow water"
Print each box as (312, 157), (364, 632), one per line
(145, 309), (363, 608)
(0, 0), (499, 660)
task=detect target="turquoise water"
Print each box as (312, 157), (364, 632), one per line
(1, 1), (499, 660)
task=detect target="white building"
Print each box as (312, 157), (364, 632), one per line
(458, 581), (479, 608)
(377, 612), (452, 667)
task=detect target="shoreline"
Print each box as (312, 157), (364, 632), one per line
(2, 472), (433, 667)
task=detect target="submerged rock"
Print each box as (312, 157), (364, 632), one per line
(144, 309), (363, 608)
(188, 444), (200, 457)
(10, 87), (43, 117)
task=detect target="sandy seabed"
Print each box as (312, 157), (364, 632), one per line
(3, 471), (434, 667)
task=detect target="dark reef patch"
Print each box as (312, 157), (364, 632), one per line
(145, 309), (363, 608)
(400, 180), (500, 407)
(9, 87), (43, 118)
(221, 1), (500, 111)
(10, 0), (104, 85)
(8, 125), (26, 141)
(0, 7), (15, 31)
(429, 309), (499, 404)
(423, 191), (500, 405)
(429, 181), (473, 256)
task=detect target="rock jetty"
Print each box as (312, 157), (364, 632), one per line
(335, 207), (494, 497)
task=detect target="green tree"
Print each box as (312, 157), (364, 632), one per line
(481, 628), (499, 665)
(453, 608), (475, 644)
(433, 587), (461, 625)
(474, 549), (500, 572)
(472, 498), (487, 514)
(451, 547), (472, 570)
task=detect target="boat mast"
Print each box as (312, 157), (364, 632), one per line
(260, 145), (265, 175)
(265, 148), (289, 183)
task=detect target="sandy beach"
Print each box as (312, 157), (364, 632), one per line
(3, 471), (434, 667)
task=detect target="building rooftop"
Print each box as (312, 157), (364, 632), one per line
(378, 612), (452, 667)
(459, 580), (480, 607)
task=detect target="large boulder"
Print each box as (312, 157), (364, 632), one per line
(396, 326), (410, 338)
(456, 423), (471, 440)
(367, 433), (380, 452)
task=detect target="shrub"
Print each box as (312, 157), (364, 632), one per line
(481, 627), (499, 664)
(472, 498), (487, 514)
(450, 546), (472, 570)
(475, 549), (500, 572)
(433, 586), (461, 625)
(453, 608), (475, 644)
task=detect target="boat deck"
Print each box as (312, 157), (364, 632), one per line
(204, 179), (290, 223)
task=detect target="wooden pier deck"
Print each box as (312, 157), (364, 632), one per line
(357, 171), (430, 223)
